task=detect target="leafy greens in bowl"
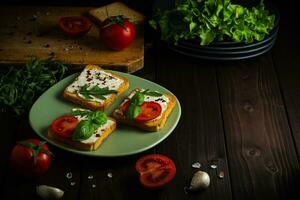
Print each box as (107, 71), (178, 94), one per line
(149, 0), (276, 46)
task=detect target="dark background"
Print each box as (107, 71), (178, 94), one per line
(0, 0), (285, 17)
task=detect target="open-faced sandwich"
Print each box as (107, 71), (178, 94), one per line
(112, 88), (176, 131)
(63, 65), (129, 111)
(48, 109), (116, 151)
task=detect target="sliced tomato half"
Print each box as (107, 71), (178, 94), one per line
(120, 100), (162, 122)
(135, 154), (176, 189)
(50, 115), (79, 138)
(135, 102), (162, 123)
(119, 100), (131, 114)
(58, 16), (92, 37)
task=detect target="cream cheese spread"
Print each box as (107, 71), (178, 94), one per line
(66, 69), (124, 103)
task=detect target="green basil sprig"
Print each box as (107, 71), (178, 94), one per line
(72, 111), (108, 141)
(125, 89), (162, 119)
(78, 85), (117, 100)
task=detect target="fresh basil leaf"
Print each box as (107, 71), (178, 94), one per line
(91, 111), (107, 125)
(72, 120), (96, 141)
(131, 92), (144, 106)
(71, 110), (108, 141)
(126, 104), (142, 119)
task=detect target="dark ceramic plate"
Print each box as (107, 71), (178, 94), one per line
(168, 37), (276, 61)
(175, 32), (277, 55)
(177, 26), (279, 51)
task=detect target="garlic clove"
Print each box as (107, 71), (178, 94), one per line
(189, 170), (210, 191)
(36, 185), (64, 200)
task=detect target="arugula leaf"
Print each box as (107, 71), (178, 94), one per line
(72, 111), (108, 141)
(78, 85), (117, 100)
(0, 57), (67, 116)
(71, 109), (93, 117)
(150, 0), (275, 45)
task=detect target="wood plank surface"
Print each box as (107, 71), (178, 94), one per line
(217, 55), (300, 199)
(272, 17), (300, 160)
(154, 49), (232, 200)
(0, 6), (144, 73)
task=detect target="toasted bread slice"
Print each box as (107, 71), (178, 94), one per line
(89, 2), (145, 25)
(48, 116), (116, 151)
(112, 89), (176, 131)
(63, 65), (129, 111)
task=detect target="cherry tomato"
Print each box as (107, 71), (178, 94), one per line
(135, 102), (162, 122)
(100, 15), (136, 50)
(135, 154), (176, 189)
(10, 139), (52, 177)
(50, 115), (79, 138)
(59, 16), (92, 37)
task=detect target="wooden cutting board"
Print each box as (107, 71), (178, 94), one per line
(0, 5), (144, 73)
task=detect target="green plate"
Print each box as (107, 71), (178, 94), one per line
(29, 71), (181, 157)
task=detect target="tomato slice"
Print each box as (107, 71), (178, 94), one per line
(135, 102), (162, 123)
(135, 154), (176, 189)
(120, 101), (162, 122)
(119, 99), (131, 114)
(50, 116), (79, 138)
(58, 16), (92, 37)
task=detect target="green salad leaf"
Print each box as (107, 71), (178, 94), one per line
(149, 0), (275, 45)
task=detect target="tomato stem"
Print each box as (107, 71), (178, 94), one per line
(102, 15), (129, 30)
(17, 140), (53, 165)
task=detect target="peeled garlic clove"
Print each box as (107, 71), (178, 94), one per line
(36, 185), (64, 200)
(189, 170), (210, 191)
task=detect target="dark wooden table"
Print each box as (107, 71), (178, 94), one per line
(1, 4), (300, 200)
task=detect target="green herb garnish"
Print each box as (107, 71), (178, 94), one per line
(72, 111), (108, 141)
(150, 0), (275, 45)
(141, 89), (163, 97)
(125, 89), (163, 119)
(0, 57), (67, 116)
(71, 109), (93, 117)
(78, 85), (117, 100)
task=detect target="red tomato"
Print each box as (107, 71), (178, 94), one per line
(119, 100), (131, 114)
(50, 115), (79, 138)
(135, 154), (176, 189)
(135, 102), (162, 122)
(59, 16), (92, 37)
(10, 139), (52, 177)
(100, 15), (136, 50)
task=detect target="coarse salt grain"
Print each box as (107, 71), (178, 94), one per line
(66, 172), (73, 179)
(210, 164), (218, 169)
(107, 172), (113, 178)
(191, 162), (201, 169)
